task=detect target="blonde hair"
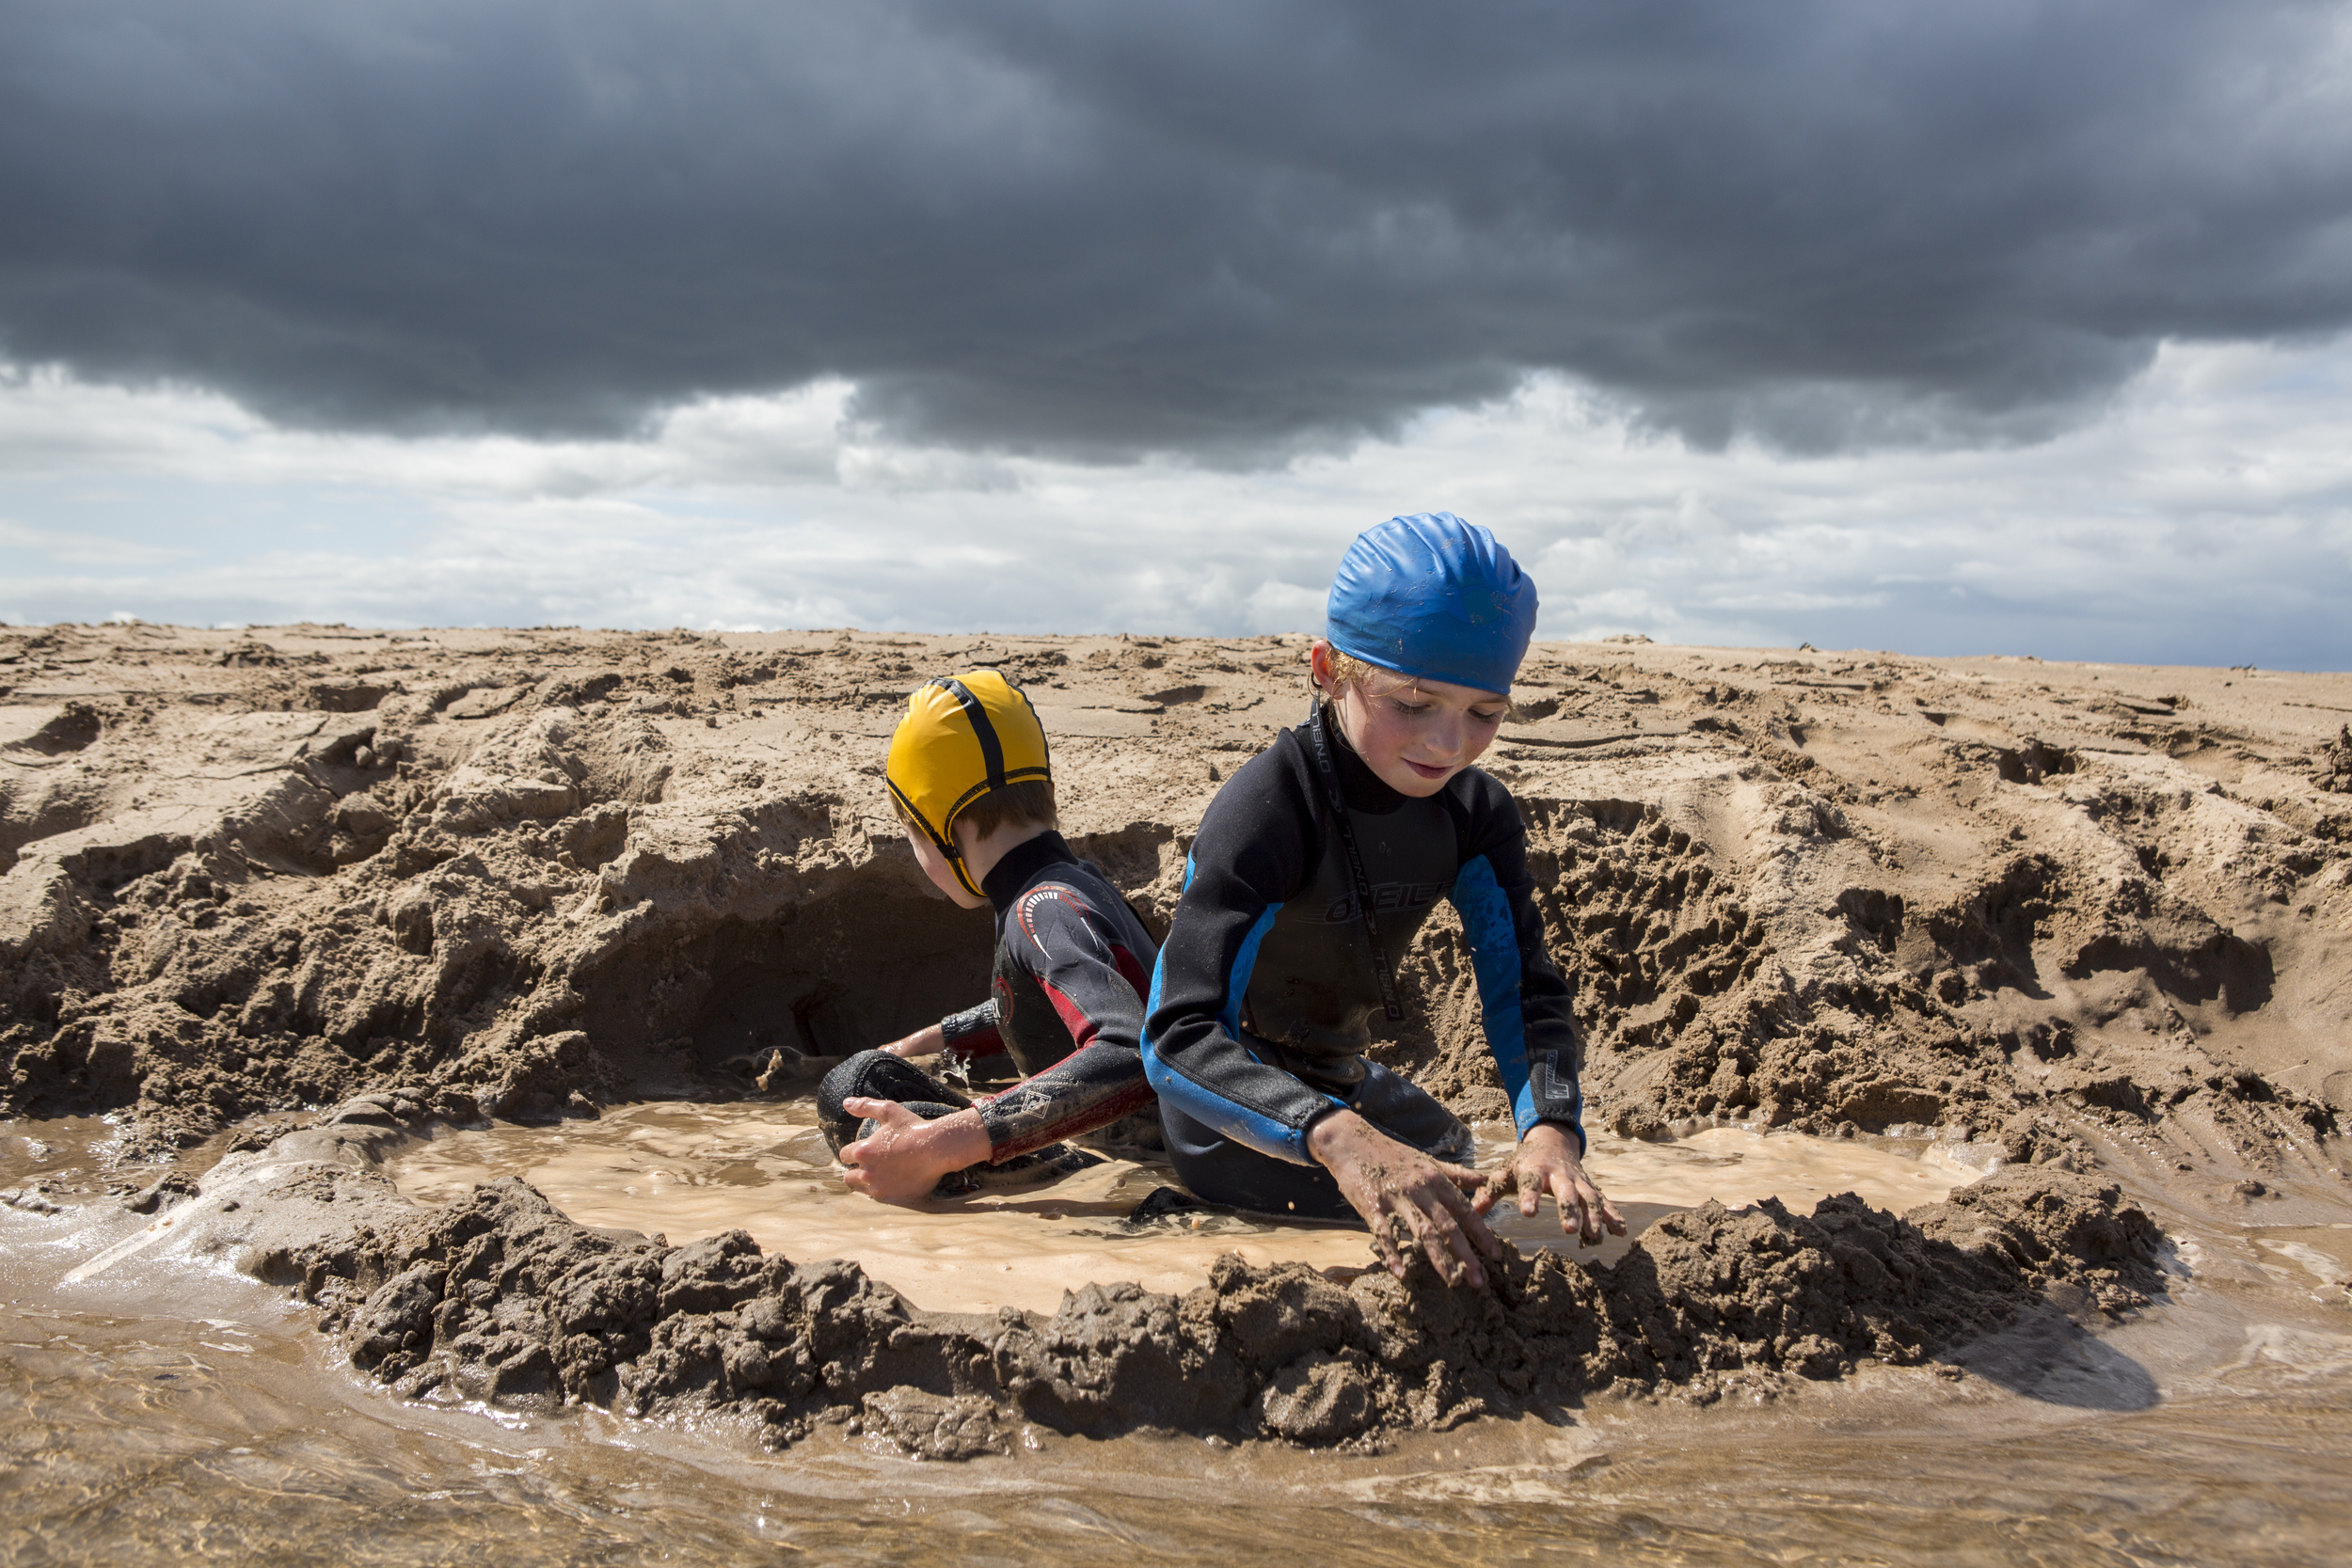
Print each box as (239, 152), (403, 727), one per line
(890, 778), (1058, 841)
(1315, 644), (1513, 713)
(1319, 647), (1391, 697)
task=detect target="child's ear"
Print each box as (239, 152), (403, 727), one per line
(1308, 639), (1333, 694)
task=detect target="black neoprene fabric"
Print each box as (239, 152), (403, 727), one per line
(1143, 703), (1587, 1166)
(851, 832), (1158, 1162)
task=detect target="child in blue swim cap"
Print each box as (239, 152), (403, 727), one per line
(1145, 513), (1623, 1286)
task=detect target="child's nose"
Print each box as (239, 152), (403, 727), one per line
(1425, 713), (1469, 760)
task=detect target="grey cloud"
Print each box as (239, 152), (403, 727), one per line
(3, 0), (2349, 459)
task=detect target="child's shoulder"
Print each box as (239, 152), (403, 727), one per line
(1446, 762), (1518, 806)
(1202, 723), (1316, 804)
(1020, 845), (1121, 901)
(1009, 854), (1154, 942)
(1440, 764), (1532, 837)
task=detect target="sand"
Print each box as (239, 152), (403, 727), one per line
(2, 620), (2345, 1448)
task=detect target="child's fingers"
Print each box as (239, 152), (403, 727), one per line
(1540, 1165), (1578, 1235)
(1548, 1167), (1618, 1244)
(1425, 1183), (1497, 1281)
(1398, 1205), (1447, 1283)
(1562, 1171), (1602, 1244)
(1431, 1169), (1488, 1222)
(1387, 1197), (1447, 1283)
(1439, 1182), (1502, 1264)
(1406, 1198), (1483, 1288)
(1576, 1185), (1627, 1242)
(1467, 1164), (1514, 1217)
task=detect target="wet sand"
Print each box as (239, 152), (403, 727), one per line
(381, 1104), (1985, 1313)
(6, 623), (2351, 1553)
(8, 1111), (2350, 1566)
(6, 623), (2346, 1179)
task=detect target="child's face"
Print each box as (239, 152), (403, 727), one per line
(1324, 657), (1510, 798)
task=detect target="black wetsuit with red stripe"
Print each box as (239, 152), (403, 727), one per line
(817, 831), (1158, 1165)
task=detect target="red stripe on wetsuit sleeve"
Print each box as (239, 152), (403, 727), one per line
(942, 1027), (1003, 1063)
(1036, 976), (1102, 1052)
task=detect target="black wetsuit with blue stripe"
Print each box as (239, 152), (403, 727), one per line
(1142, 702), (1586, 1220)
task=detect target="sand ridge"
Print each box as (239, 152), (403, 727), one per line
(1, 620), (2345, 1449)
(4, 622), (2344, 1180)
(4, 620), (2333, 1457)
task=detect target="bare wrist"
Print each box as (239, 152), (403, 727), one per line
(1303, 1106), (1361, 1165)
(1522, 1119), (1582, 1157)
(930, 1108), (993, 1170)
(886, 1023), (947, 1058)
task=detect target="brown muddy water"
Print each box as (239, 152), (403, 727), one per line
(7, 1111), (2352, 1566)
(377, 1103), (1989, 1313)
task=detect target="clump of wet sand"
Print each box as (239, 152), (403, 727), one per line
(244, 1108), (2154, 1456)
(2, 622), (2346, 1448)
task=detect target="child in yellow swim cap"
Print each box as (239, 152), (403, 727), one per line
(818, 670), (1161, 1200)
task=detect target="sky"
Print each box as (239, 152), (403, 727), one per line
(4, 1), (2350, 668)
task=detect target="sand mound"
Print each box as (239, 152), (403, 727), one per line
(278, 1154), (2155, 1454)
(6, 624), (2345, 1180)
(5, 623), (2346, 1447)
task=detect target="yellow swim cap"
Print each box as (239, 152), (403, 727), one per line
(885, 670), (1051, 897)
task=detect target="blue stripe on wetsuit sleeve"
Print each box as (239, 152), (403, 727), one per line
(1142, 849), (1195, 1029)
(1146, 904), (1305, 1158)
(1218, 903), (1278, 1040)
(1450, 854), (1540, 1135)
(1143, 853), (1310, 1160)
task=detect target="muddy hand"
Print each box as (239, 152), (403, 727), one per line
(1307, 1109), (1501, 1287)
(838, 1097), (986, 1203)
(1473, 1122), (1626, 1246)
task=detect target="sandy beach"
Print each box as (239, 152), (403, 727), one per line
(3, 620), (2347, 1454)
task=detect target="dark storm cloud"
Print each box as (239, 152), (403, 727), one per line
(3, 0), (2348, 458)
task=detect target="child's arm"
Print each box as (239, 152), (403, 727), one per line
(1151, 800), (1503, 1283)
(880, 999), (1004, 1061)
(1141, 762), (1340, 1163)
(1447, 780), (1625, 1244)
(1147, 750), (1529, 1285)
(967, 881), (1155, 1157)
(850, 879), (1155, 1198)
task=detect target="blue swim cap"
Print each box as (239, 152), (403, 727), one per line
(1326, 513), (1537, 695)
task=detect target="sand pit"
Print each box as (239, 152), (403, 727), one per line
(379, 1101), (1986, 1314)
(20, 1094), (2157, 1453)
(4, 621), (2347, 1447)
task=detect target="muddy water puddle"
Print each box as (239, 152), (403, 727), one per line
(11, 1113), (2352, 1564)
(380, 1101), (1988, 1313)
(8, 1208), (2352, 1567)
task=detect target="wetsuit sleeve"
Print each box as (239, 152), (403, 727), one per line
(971, 884), (1156, 1161)
(1446, 778), (1588, 1150)
(1142, 751), (1340, 1165)
(937, 1000), (1005, 1062)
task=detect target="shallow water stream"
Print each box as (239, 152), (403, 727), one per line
(7, 1109), (2352, 1565)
